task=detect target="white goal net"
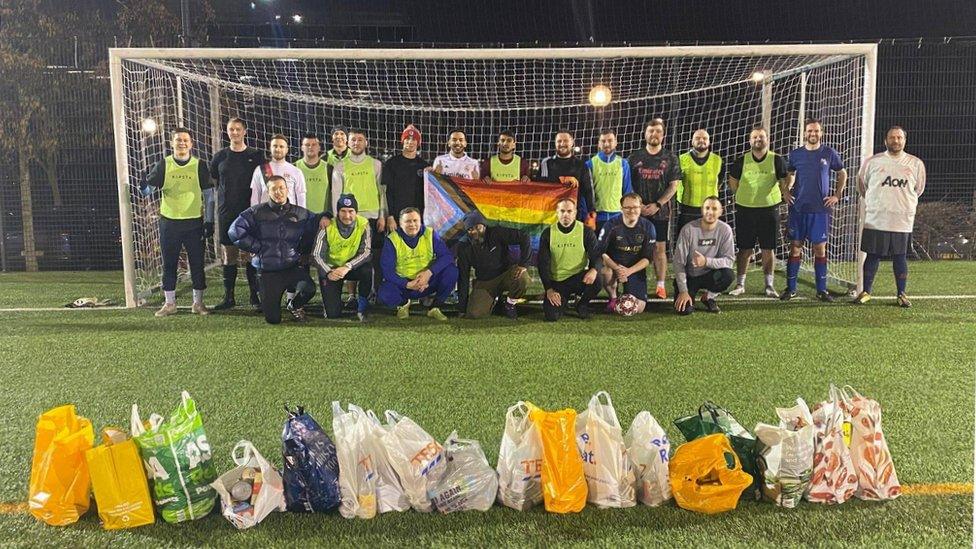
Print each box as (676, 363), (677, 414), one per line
(109, 45), (876, 307)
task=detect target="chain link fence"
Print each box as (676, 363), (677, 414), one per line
(1, 37), (973, 271)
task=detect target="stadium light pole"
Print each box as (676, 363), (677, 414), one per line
(180, 0), (190, 46)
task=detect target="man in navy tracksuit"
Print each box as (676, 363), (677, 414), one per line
(229, 175), (321, 323)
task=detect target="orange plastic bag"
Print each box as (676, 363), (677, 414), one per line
(527, 403), (587, 513)
(669, 433), (753, 514)
(85, 427), (155, 529)
(28, 405), (95, 525)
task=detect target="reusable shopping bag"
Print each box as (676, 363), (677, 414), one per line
(527, 402), (587, 513)
(669, 433), (753, 514)
(429, 432), (499, 513)
(211, 440), (285, 529)
(674, 400), (760, 498)
(131, 391), (217, 523)
(85, 427), (154, 529)
(624, 411), (672, 506)
(806, 384), (858, 504)
(839, 385), (901, 501)
(332, 402), (378, 519)
(754, 398), (815, 508)
(381, 409), (446, 512)
(28, 404), (94, 525)
(495, 401), (544, 510)
(575, 391), (636, 508)
(281, 405), (341, 512)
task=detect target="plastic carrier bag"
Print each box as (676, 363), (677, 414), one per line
(332, 402), (378, 519)
(28, 404), (94, 526)
(211, 440), (286, 529)
(495, 401), (544, 511)
(381, 410), (446, 513)
(361, 409), (410, 513)
(624, 411), (672, 507)
(131, 391), (217, 523)
(527, 402), (587, 514)
(575, 391), (636, 508)
(754, 398), (815, 508)
(85, 427), (154, 529)
(281, 405), (341, 512)
(669, 433), (753, 514)
(674, 400), (759, 499)
(839, 385), (902, 501)
(429, 432), (499, 513)
(806, 384), (858, 504)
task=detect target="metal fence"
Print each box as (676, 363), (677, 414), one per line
(1, 37), (973, 271)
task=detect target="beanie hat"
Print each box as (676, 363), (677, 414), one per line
(463, 210), (487, 230)
(401, 124), (422, 146)
(336, 194), (358, 211)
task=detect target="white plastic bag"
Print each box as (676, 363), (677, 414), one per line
(754, 398), (815, 508)
(839, 385), (902, 501)
(210, 441), (285, 529)
(331, 402), (378, 519)
(575, 391), (636, 508)
(380, 410), (445, 513)
(806, 385), (858, 504)
(361, 409), (410, 513)
(496, 402), (544, 510)
(429, 432), (499, 513)
(624, 411), (672, 506)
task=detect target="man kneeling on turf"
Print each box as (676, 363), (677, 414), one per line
(599, 193), (656, 314)
(456, 210), (531, 319)
(378, 207), (458, 321)
(229, 175), (319, 324)
(673, 196), (735, 314)
(538, 198), (602, 321)
(313, 194), (372, 322)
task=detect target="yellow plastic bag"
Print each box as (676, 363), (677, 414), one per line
(669, 433), (753, 514)
(527, 403), (587, 513)
(85, 427), (155, 530)
(28, 405), (95, 525)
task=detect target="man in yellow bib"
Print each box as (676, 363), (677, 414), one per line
(537, 198), (602, 321)
(141, 127), (214, 317)
(479, 130), (530, 182)
(295, 133), (330, 214)
(313, 194), (372, 322)
(378, 207), (458, 321)
(677, 129), (723, 232)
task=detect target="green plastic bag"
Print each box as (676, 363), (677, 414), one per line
(674, 401), (759, 499)
(131, 391), (217, 523)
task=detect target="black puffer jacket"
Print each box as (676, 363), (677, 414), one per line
(229, 200), (320, 272)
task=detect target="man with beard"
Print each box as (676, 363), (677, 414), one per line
(672, 197), (735, 315)
(295, 133), (330, 214)
(433, 130), (480, 179)
(781, 119), (847, 302)
(210, 118), (265, 311)
(586, 129), (633, 234)
(314, 194), (373, 322)
(853, 126), (926, 308)
(326, 126), (349, 183)
(727, 125), (789, 298)
(537, 198), (602, 321)
(539, 130), (597, 228)
(455, 210), (531, 319)
(480, 130), (531, 182)
(249, 134), (307, 208)
(383, 124), (430, 232)
(677, 129), (723, 232)
(598, 193), (655, 315)
(628, 118), (683, 299)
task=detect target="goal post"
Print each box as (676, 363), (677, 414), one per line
(109, 44), (877, 307)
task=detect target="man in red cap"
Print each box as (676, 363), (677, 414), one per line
(383, 124), (430, 232)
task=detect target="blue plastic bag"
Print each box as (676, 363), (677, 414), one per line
(281, 406), (341, 512)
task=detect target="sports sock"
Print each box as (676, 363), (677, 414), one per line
(286, 291), (296, 303)
(814, 256), (828, 293)
(245, 264), (260, 298)
(862, 253), (881, 293)
(705, 291), (719, 300)
(164, 290), (176, 305)
(893, 254), (908, 294)
(786, 256), (801, 292)
(656, 280), (665, 289)
(506, 297), (518, 305)
(222, 265), (238, 295)
(736, 274), (746, 287)
(192, 289), (204, 304)
(764, 273), (774, 288)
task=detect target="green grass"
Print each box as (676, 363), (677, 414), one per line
(0, 263), (973, 547)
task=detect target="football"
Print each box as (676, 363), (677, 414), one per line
(614, 294), (640, 316)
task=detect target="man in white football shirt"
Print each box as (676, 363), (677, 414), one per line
(249, 133), (307, 208)
(432, 130), (480, 179)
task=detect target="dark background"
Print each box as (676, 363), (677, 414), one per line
(0, 0), (973, 270)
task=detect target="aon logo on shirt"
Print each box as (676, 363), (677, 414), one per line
(881, 176), (908, 188)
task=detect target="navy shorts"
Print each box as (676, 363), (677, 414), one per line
(620, 269), (648, 301)
(787, 212), (830, 244)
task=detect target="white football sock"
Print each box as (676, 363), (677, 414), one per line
(164, 291), (176, 305)
(286, 291), (296, 302)
(765, 273), (775, 287)
(656, 280), (665, 289)
(192, 289), (204, 304)
(706, 291), (719, 300)
(737, 275), (746, 286)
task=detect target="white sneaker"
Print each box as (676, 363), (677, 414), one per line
(191, 302), (211, 315)
(764, 286), (780, 298)
(155, 302), (177, 317)
(728, 285), (746, 296)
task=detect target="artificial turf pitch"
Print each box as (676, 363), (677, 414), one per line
(0, 262), (973, 547)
